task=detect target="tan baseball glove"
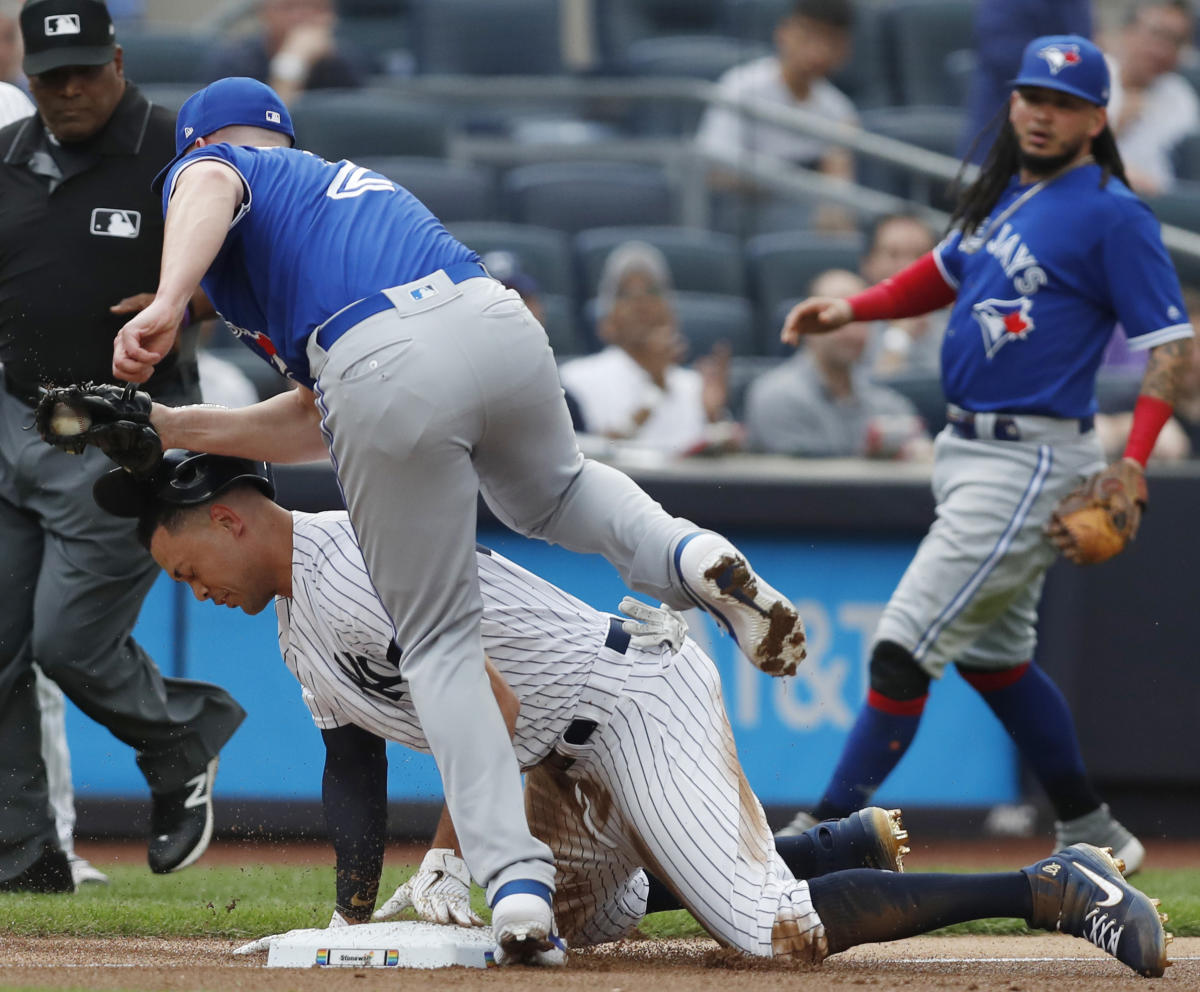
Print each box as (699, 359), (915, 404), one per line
(1046, 459), (1147, 565)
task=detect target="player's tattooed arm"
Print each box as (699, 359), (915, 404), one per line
(1140, 336), (1194, 405)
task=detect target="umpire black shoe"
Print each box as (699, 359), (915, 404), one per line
(0, 842), (74, 893)
(148, 756), (218, 874)
(1022, 842), (1171, 977)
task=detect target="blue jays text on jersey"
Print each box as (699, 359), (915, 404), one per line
(160, 144), (479, 387)
(932, 162), (1191, 419)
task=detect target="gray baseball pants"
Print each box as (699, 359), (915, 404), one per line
(308, 271), (698, 901)
(0, 379), (246, 881)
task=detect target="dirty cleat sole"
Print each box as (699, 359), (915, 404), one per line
(675, 534), (806, 677)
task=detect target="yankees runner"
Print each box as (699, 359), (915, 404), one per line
(776, 35), (1193, 872)
(101, 76), (806, 961)
(99, 451), (1169, 976)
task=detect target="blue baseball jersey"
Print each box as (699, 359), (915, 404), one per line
(933, 163), (1191, 418)
(161, 144), (478, 387)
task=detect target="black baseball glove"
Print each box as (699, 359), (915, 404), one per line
(34, 382), (163, 477)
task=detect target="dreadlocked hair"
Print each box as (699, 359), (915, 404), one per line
(949, 117), (1130, 238)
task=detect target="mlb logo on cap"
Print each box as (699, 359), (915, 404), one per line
(44, 14), (80, 36)
(266, 110), (281, 124)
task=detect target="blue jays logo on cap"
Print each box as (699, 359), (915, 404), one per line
(153, 77), (296, 192)
(1010, 34), (1110, 107)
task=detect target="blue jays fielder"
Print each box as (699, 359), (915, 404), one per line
(104, 451), (1169, 976)
(107, 77), (806, 962)
(779, 36), (1194, 870)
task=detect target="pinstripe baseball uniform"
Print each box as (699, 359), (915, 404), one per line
(279, 510), (823, 958)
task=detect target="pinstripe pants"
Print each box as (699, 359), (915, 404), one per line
(875, 426), (1105, 675)
(525, 640), (823, 958)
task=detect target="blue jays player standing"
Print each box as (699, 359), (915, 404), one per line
(107, 77), (807, 964)
(777, 36), (1194, 870)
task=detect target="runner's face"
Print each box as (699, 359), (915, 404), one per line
(151, 512), (276, 616)
(1009, 87), (1106, 170)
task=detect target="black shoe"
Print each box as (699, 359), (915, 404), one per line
(0, 843), (74, 893)
(148, 756), (218, 874)
(1022, 842), (1171, 977)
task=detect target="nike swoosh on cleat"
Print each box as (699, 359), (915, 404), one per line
(1076, 863), (1126, 907)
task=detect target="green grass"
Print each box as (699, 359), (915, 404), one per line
(3, 863), (1198, 940)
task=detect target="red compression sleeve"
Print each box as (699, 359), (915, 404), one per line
(846, 252), (957, 322)
(1123, 394), (1173, 467)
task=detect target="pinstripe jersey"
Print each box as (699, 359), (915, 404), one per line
(277, 511), (635, 771)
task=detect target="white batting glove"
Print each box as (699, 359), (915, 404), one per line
(372, 848), (483, 927)
(618, 597), (688, 653)
(232, 910), (348, 956)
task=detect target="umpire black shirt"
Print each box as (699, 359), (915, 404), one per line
(0, 82), (190, 396)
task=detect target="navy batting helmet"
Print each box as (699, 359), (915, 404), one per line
(93, 449), (275, 519)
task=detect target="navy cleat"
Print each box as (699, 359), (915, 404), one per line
(148, 756), (218, 874)
(674, 532), (806, 677)
(790, 807), (910, 875)
(1022, 842), (1171, 977)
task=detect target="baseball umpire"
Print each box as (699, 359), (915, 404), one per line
(97, 450), (1170, 977)
(70, 75), (807, 963)
(776, 35), (1193, 872)
(0, 0), (244, 890)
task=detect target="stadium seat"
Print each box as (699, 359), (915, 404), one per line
(289, 90), (449, 161)
(747, 229), (867, 345)
(445, 221), (583, 354)
(335, 0), (411, 73)
(1147, 180), (1200, 233)
(446, 221), (575, 296)
(598, 0), (725, 70)
(410, 0), (566, 75)
(139, 83), (201, 116)
(874, 370), (948, 435)
(726, 354), (783, 419)
(503, 161), (676, 234)
(1172, 132), (1200, 184)
(355, 156), (498, 222)
(886, 0), (975, 107)
(119, 30), (217, 85)
(575, 226), (746, 297)
(858, 105), (966, 205)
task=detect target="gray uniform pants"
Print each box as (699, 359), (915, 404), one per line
(0, 379), (246, 881)
(308, 272), (697, 900)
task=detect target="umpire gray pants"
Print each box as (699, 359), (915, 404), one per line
(0, 377), (246, 881)
(308, 272), (697, 900)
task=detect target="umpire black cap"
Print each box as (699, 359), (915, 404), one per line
(93, 449), (275, 519)
(21, 0), (117, 77)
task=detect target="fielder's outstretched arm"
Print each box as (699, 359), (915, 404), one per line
(113, 161), (242, 383)
(150, 385), (329, 464)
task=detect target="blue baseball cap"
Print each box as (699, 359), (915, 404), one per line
(1010, 35), (1110, 107)
(152, 77), (295, 192)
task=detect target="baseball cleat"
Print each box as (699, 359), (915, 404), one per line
(674, 533), (806, 677)
(489, 883), (566, 967)
(1054, 803), (1144, 876)
(776, 809), (819, 838)
(1022, 842), (1170, 977)
(780, 808), (910, 876)
(148, 756), (218, 874)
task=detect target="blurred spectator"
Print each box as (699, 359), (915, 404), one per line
(1104, 0), (1199, 194)
(482, 249), (545, 326)
(962, 0), (1094, 162)
(859, 213), (947, 379)
(558, 241), (737, 458)
(745, 269), (931, 459)
(0, 0), (25, 91)
(696, 0), (857, 228)
(0, 77), (28, 122)
(204, 0), (364, 106)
